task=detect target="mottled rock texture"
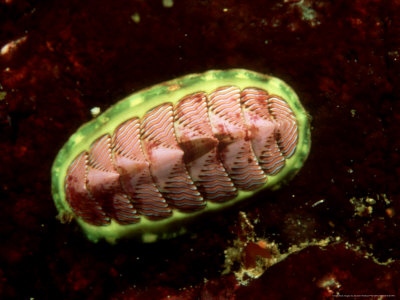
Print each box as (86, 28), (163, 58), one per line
(0, 0), (399, 299)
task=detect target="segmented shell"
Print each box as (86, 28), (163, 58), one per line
(52, 69), (311, 243)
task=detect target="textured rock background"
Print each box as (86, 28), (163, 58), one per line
(0, 0), (399, 299)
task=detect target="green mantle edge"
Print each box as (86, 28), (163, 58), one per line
(51, 69), (311, 243)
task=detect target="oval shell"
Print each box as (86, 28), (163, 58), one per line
(51, 69), (311, 243)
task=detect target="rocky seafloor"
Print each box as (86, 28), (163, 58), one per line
(0, 0), (399, 299)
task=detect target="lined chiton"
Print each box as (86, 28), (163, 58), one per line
(51, 69), (311, 243)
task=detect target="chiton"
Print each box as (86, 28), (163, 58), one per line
(51, 69), (311, 243)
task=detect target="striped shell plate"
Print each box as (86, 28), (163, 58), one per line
(51, 69), (311, 243)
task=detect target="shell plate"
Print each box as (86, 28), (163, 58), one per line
(51, 69), (311, 243)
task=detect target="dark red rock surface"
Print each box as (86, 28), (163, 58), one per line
(1, 0), (399, 299)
